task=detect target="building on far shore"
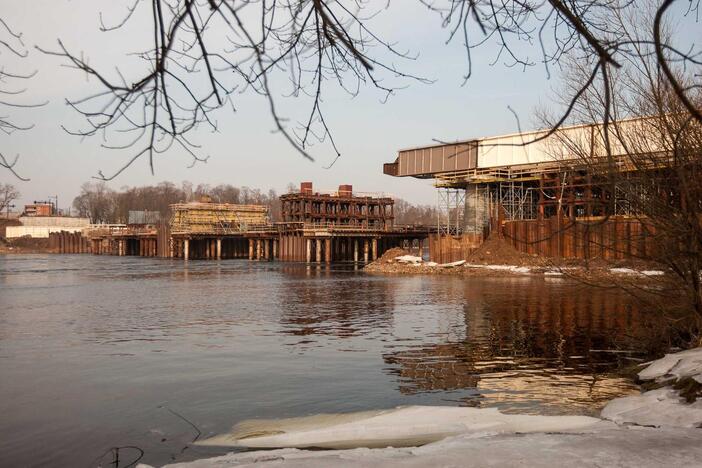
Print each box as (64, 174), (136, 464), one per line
(5, 216), (91, 239)
(23, 202), (55, 217)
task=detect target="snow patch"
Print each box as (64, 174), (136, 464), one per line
(638, 347), (702, 382)
(601, 347), (702, 428)
(609, 268), (665, 277)
(156, 425), (702, 468)
(464, 264), (531, 274)
(394, 255), (422, 264)
(602, 388), (702, 428)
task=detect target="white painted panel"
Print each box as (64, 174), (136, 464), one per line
(6, 226), (86, 238)
(18, 216), (90, 227)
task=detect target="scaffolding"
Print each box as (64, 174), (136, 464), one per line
(437, 188), (465, 235)
(494, 181), (537, 221)
(170, 202), (269, 235)
(280, 183), (394, 230)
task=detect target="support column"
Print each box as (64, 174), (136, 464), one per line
(363, 239), (369, 263)
(306, 238), (312, 263)
(264, 239), (271, 261)
(216, 238), (222, 260)
(325, 238), (332, 263)
(184, 239), (190, 260)
(248, 239), (254, 260)
(273, 239), (278, 260)
(354, 239), (359, 263)
(372, 238), (378, 261)
(316, 239), (322, 263)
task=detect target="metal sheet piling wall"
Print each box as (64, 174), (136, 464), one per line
(501, 216), (654, 260)
(429, 233), (484, 264)
(49, 231), (91, 254)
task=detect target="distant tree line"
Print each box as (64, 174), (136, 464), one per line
(72, 181), (437, 226)
(0, 183), (20, 216)
(72, 181), (283, 224)
(393, 199), (437, 227)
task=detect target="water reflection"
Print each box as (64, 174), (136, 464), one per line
(277, 265), (395, 339)
(382, 279), (646, 413)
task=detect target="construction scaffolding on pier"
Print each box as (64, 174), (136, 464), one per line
(81, 185), (432, 263)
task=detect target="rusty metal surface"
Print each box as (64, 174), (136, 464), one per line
(502, 216), (653, 260)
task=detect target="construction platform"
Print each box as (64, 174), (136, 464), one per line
(76, 183), (432, 263)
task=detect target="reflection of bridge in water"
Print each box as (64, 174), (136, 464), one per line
(276, 265), (396, 339)
(381, 280), (651, 413)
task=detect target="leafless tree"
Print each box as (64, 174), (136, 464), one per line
(394, 198), (437, 225)
(0, 18), (46, 180)
(0, 182), (20, 214)
(72, 181), (117, 223)
(542, 3), (702, 332)
(40, 1), (428, 180)
(36, 1), (696, 180)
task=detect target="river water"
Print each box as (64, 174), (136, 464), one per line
(0, 254), (658, 466)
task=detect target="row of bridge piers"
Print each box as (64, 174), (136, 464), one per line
(168, 235), (416, 262)
(87, 233), (425, 263)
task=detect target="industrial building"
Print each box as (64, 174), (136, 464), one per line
(22, 202), (55, 217)
(277, 183), (418, 263)
(280, 183), (394, 229)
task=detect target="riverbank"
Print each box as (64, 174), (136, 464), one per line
(0, 237), (51, 254)
(148, 347), (702, 467)
(364, 237), (667, 283)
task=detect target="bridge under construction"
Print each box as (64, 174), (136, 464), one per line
(57, 184), (431, 263)
(382, 117), (672, 262)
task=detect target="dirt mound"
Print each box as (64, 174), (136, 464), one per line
(466, 235), (543, 266)
(375, 247), (410, 264)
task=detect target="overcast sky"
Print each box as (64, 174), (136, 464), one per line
(2, 1), (695, 210)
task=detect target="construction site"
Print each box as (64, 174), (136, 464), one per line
(33, 117), (676, 265)
(56, 185), (430, 263)
(383, 117), (669, 263)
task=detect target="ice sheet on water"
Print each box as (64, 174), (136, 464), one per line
(195, 405), (601, 449)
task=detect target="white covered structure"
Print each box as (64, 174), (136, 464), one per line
(6, 216), (91, 239)
(384, 117), (664, 181)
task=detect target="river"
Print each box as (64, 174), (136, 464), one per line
(0, 254), (659, 466)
